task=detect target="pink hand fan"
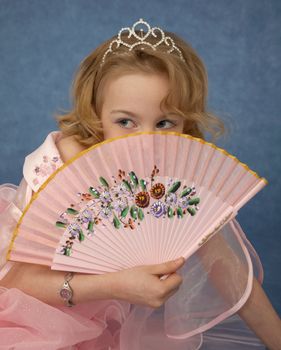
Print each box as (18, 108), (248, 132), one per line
(7, 132), (267, 274)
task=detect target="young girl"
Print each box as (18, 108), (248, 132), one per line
(0, 19), (280, 350)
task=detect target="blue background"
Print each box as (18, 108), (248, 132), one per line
(0, 0), (280, 314)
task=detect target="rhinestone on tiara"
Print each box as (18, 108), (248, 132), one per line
(101, 18), (185, 64)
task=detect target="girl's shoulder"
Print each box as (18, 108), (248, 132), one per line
(57, 135), (87, 163)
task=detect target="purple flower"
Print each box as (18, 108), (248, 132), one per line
(165, 193), (177, 206)
(79, 209), (93, 223)
(150, 201), (166, 218)
(178, 197), (190, 209)
(112, 197), (128, 213)
(67, 223), (82, 238)
(100, 207), (112, 219)
(100, 190), (112, 203)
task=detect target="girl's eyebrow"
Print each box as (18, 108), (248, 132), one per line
(110, 109), (138, 118)
(110, 110), (180, 120)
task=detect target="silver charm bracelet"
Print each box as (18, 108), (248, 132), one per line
(59, 272), (75, 307)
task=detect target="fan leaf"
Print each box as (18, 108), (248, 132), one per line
(189, 197), (200, 205)
(123, 180), (132, 193)
(66, 208), (79, 215)
(99, 176), (109, 188)
(138, 208), (144, 220)
(177, 207), (183, 218)
(167, 206), (173, 218)
(129, 171), (138, 187)
(56, 221), (67, 228)
(65, 248), (72, 256)
(187, 207), (196, 216)
(89, 187), (100, 198)
(87, 221), (94, 232)
(180, 187), (192, 198)
(79, 231), (85, 242)
(168, 181), (181, 193)
(121, 206), (129, 218)
(130, 205), (138, 220)
(140, 179), (147, 191)
(113, 215), (121, 229)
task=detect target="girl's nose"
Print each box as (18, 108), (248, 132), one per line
(140, 125), (156, 133)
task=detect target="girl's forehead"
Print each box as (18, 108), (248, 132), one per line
(100, 73), (170, 108)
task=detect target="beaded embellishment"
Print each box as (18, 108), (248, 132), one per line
(32, 155), (63, 187)
(55, 166), (200, 256)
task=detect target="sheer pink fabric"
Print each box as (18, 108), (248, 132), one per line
(0, 132), (266, 349)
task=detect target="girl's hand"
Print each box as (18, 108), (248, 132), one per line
(108, 257), (185, 308)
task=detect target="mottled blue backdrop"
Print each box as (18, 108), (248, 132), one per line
(0, 0), (280, 313)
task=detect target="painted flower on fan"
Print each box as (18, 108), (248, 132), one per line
(178, 197), (190, 209)
(150, 201), (166, 218)
(55, 167), (201, 242)
(60, 240), (73, 256)
(165, 192), (177, 206)
(112, 197), (128, 213)
(68, 223), (82, 238)
(79, 209), (93, 223)
(150, 183), (165, 199)
(80, 192), (93, 201)
(100, 190), (112, 203)
(100, 206), (112, 219)
(135, 191), (150, 208)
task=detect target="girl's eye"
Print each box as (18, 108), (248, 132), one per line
(116, 119), (136, 129)
(156, 120), (176, 129)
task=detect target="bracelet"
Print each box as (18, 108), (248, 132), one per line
(59, 272), (75, 307)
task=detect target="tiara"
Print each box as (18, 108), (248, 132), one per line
(101, 18), (185, 64)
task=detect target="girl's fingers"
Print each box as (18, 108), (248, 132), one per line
(164, 285), (180, 301)
(162, 272), (183, 291)
(148, 257), (185, 275)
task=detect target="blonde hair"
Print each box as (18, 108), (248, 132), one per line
(56, 31), (225, 146)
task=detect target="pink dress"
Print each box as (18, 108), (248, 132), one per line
(0, 131), (266, 349)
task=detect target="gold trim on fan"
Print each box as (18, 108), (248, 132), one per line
(7, 131), (268, 260)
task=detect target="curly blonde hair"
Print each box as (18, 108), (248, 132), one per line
(56, 30), (225, 147)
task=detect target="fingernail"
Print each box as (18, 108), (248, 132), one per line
(175, 257), (184, 263)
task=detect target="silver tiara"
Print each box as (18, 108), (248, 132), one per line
(101, 18), (185, 64)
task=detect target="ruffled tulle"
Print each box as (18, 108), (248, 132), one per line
(0, 286), (132, 350)
(0, 286), (265, 350)
(0, 177), (266, 349)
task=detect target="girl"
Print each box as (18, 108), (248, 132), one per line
(0, 19), (280, 350)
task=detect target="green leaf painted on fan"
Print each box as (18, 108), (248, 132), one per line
(56, 221), (67, 228)
(138, 208), (144, 220)
(167, 206), (173, 218)
(130, 205), (138, 220)
(168, 181), (181, 193)
(129, 171), (138, 187)
(180, 187), (192, 198)
(123, 180), (132, 193)
(187, 207), (196, 216)
(121, 206), (129, 218)
(113, 215), (121, 229)
(89, 187), (100, 198)
(65, 247), (72, 256)
(99, 176), (109, 188)
(177, 207), (183, 218)
(140, 179), (147, 191)
(79, 231), (85, 242)
(66, 208), (79, 215)
(189, 197), (200, 205)
(87, 221), (94, 232)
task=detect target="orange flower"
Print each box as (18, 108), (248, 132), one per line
(135, 191), (150, 208)
(150, 183), (165, 199)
